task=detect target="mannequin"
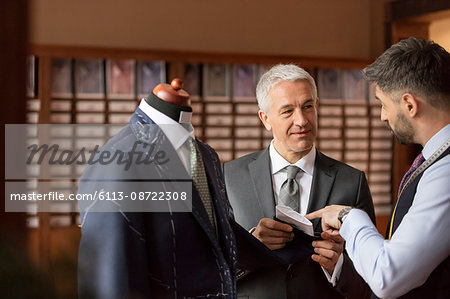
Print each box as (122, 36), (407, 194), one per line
(78, 77), (238, 298)
(145, 78), (193, 123)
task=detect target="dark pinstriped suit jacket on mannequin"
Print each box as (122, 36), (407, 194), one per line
(78, 108), (237, 299)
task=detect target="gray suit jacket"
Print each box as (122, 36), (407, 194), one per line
(224, 148), (375, 299)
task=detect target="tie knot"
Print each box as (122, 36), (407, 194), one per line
(286, 165), (301, 179)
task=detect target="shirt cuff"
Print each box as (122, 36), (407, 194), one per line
(340, 208), (373, 241)
(321, 253), (344, 287)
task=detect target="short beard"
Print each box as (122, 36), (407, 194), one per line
(387, 113), (415, 145)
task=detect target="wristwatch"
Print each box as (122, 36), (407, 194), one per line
(338, 206), (353, 224)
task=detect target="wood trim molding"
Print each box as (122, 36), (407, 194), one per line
(390, 0), (450, 21)
(29, 44), (373, 69)
(391, 21), (429, 43)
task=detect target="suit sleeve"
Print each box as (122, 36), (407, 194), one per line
(222, 162), (236, 220)
(354, 172), (376, 225)
(335, 171), (375, 299)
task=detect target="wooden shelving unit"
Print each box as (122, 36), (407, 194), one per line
(25, 45), (393, 227)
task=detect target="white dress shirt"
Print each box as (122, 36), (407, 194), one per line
(340, 124), (450, 298)
(269, 142), (344, 285)
(269, 142), (315, 215)
(138, 99), (194, 172)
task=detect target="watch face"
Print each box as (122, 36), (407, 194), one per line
(338, 207), (352, 224)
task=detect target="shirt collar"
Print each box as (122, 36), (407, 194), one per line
(138, 99), (194, 150)
(269, 141), (316, 176)
(422, 124), (450, 160)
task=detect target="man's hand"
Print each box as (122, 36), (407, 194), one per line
(305, 205), (349, 231)
(252, 218), (294, 250)
(311, 229), (344, 274)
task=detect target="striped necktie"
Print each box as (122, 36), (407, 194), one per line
(397, 152), (425, 197)
(388, 152), (425, 239)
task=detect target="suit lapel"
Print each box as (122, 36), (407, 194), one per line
(307, 151), (337, 232)
(131, 110), (220, 246)
(191, 185), (220, 245)
(130, 108), (190, 182)
(198, 141), (236, 267)
(248, 148), (276, 219)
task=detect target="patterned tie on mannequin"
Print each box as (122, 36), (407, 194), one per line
(397, 152), (425, 197)
(278, 165), (302, 212)
(188, 138), (216, 231)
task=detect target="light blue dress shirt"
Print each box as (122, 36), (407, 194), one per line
(340, 124), (450, 299)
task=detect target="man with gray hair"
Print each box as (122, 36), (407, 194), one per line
(224, 64), (375, 298)
(307, 38), (450, 298)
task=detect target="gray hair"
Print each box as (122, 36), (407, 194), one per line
(256, 64), (318, 112)
(363, 37), (450, 110)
